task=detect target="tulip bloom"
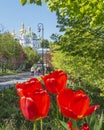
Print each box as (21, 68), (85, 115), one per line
(16, 78), (42, 97)
(68, 120), (79, 130)
(16, 78), (50, 121)
(67, 121), (90, 130)
(67, 121), (73, 130)
(57, 88), (100, 120)
(41, 70), (68, 94)
(20, 89), (50, 121)
(82, 123), (90, 130)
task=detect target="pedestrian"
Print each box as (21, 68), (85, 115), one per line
(30, 66), (35, 76)
(37, 67), (41, 75)
(34, 69), (37, 77)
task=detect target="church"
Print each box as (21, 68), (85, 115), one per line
(13, 23), (41, 51)
(12, 23), (52, 71)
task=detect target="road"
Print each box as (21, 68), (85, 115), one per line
(0, 72), (37, 90)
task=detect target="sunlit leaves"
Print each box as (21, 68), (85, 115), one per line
(36, 0), (42, 5)
(48, 0), (104, 26)
(51, 23), (104, 92)
(20, 0), (42, 5)
(19, 0), (104, 26)
(0, 33), (27, 70)
(28, 0), (34, 4)
(23, 46), (40, 67)
(20, 0), (27, 5)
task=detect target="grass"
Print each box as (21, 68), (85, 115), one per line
(0, 69), (16, 76)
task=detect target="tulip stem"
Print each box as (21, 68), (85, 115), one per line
(56, 105), (59, 130)
(40, 119), (43, 130)
(33, 121), (37, 130)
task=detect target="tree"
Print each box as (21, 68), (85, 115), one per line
(0, 32), (27, 71)
(51, 23), (104, 92)
(20, 0), (104, 27)
(50, 33), (61, 42)
(41, 39), (49, 48)
(23, 46), (40, 68)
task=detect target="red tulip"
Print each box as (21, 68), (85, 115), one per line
(20, 89), (50, 121)
(57, 88), (100, 120)
(16, 78), (42, 97)
(68, 121), (90, 130)
(67, 120), (73, 130)
(67, 120), (79, 130)
(41, 70), (68, 94)
(81, 123), (90, 130)
(16, 78), (50, 121)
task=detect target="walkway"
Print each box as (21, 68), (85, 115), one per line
(0, 72), (37, 90)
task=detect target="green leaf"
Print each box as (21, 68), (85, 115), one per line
(20, 0), (27, 5)
(35, 0), (42, 5)
(28, 0), (34, 4)
(59, 120), (69, 130)
(95, 112), (103, 130)
(86, 112), (104, 130)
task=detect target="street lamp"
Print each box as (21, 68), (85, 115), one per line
(37, 23), (44, 75)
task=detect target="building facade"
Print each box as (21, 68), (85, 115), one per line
(13, 23), (40, 50)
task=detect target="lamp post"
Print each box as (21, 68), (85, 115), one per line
(37, 23), (44, 75)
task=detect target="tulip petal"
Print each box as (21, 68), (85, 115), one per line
(60, 106), (78, 119)
(41, 70), (67, 94)
(20, 97), (38, 121)
(70, 90), (90, 118)
(45, 78), (58, 94)
(84, 105), (100, 117)
(82, 123), (90, 130)
(67, 120), (73, 130)
(57, 89), (74, 108)
(20, 89), (50, 121)
(57, 72), (67, 93)
(32, 89), (50, 118)
(57, 89), (78, 119)
(16, 78), (42, 97)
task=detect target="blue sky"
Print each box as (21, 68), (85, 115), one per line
(0, 0), (61, 41)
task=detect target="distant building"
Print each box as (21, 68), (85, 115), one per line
(11, 23), (52, 72)
(12, 23), (40, 50)
(36, 48), (50, 55)
(12, 23), (50, 55)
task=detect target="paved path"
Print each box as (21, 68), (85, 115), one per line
(0, 72), (37, 90)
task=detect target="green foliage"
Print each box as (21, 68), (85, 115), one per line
(50, 33), (61, 42)
(59, 112), (104, 130)
(0, 87), (33, 130)
(0, 32), (27, 70)
(23, 46), (40, 68)
(41, 39), (50, 48)
(20, 0), (27, 5)
(20, 0), (42, 5)
(51, 23), (104, 94)
(47, 0), (104, 26)
(28, 0), (34, 4)
(59, 120), (69, 130)
(85, 112), (104, 130)
(19, 0), (104, 27)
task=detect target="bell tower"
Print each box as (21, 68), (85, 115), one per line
(20, 22), (26, 35)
